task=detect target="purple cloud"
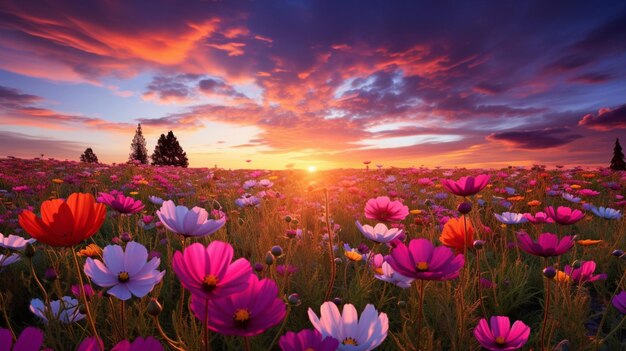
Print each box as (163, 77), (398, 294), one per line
(579, 104), (626, 131)
(486, 128), (583, 149)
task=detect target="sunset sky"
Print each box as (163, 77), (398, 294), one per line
(1, 1), (626, 169)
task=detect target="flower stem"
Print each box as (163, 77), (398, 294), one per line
(152, 316), (186, 351)
(204, 298), (211, 351)
(416, 279), (425, 347)
(541, 277), (551, 351)
(71, 247), (101, 351)
(243, 336), (251, 351)
(266, 305), (291, 351)
(323, 188), (337, 302)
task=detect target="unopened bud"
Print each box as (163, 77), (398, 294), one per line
(473, 240), (486, 250)
(458, 202), (472, 214)
(397, 300), (407, 309)
(284, 215), (292, 223)
(334, 258), (343, 265)
(265, 252), (275, 266)
(332, 297), (342, 306)
(572, 260), (581, 269)
(120, 232), (132, 243)
(543, 267), (557, 279)
(271, 245), (283, 257)
(44, 267), (58, 282)
(253, 262), (264, 272)
(24, 243), (36, 258)
(147, 298), (163, 316)
(612, 249), (624, 258)
(287, 293), (301, 306)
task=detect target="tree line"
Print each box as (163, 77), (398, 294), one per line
(80, 124), (189, 167)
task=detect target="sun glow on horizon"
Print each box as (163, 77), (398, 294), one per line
(307, 165), (317, 173)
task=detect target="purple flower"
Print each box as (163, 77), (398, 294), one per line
(494, 212), (528, 225)
(84, 241), (165, 300)
(78, 336), (163, 351)
(387, 238), (464, 281)
(612, 291), (626, 314)
(441, 174), (490, 197)
(157, 200), (225, 237)
(545, 206), (585, 225)
(473, 316), (530, 351)
(30, 296), (85, 324)
(563, 261), (607, 284)
(0, 326), (50, 351)
(278, 329), (339, 351)
(522, 212), (554, 224)
(98, 192), (144, 214)
(517, 232), (575, 257)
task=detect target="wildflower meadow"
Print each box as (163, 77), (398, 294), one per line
(0, 157), (624, 350)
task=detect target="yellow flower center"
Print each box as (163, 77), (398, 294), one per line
(342, 337), (359, 346)
(416, 262), (428, 271)
(118, 271), (130, 282)
(202, 274), (220, 292)
(374, 267), (384, 275)
(495, 336), (506, 345)
(233, 308), (251, 328)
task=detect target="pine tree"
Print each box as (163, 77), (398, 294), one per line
(80, 148), (98, 163)
(151, 131), (189, 167)
(610, 138), (626, 171)
(129, 123), (149, 164)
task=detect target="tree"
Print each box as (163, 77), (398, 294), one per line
(610, 138), (626, 171)
(80, 148), (98, 163)
(151, 131), (189, 167)
(129, 123), (149, 164)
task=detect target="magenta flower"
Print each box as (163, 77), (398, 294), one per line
(78, 336), (163, 351)
(612, 291), (626, 314)
(364, 196), (409, 222)
(172, 241), (251, 299)
(441, 174), (490, 197)
(387, 238), (464, 281)
(84, 241), (165, 300)
(0, 327), (50, 351)
(156, 200), (226, 237)
(278, 329), (339, 351)
(473, 316), (530, 351)
(98, 192), (144, 215)
(544, 206), (585, 225)
(564, 261), (607, 284)
(517, 232), (575, 257)
(523, 212), (554, 224)
(190, 275), (286, 337)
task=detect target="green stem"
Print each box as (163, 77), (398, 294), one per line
(71, 247), (102, 351)
(265, 306), (291, 351)
(416, 279), (425, 348)
(323, 189), (337, 302)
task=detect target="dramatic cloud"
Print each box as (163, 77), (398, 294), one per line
(578, 104), (626, 131)
(486, 128), (583, 149)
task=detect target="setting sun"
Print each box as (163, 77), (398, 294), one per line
(307, 165), (317, 173)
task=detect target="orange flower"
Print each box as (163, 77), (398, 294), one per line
(18, 193), (106, 247)
(439, 217), (474, 252)
(527, 200), (541, 207)
(582, 173), (596, 179)
(77, 243), (103, 258)
(507, 196), (524, 202)
(577, 239), (602, 246)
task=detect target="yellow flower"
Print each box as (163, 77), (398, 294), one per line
(507, 196), (524, 202)
(527, 200), (541, 207)
(577, 239), (602, 246)
(410, 209), (422, 215)
(52, 178), (64, 184)
(269, 176), (279, 180)
(137, 180), (149, 185)
(129, 191), (139, 195)
(434, 184), (443, 188)
(570, 184), (581, 189)
(344, 251), (363, 262)
(77, 243), (103, 258)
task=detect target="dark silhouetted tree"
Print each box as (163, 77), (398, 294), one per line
(80, 148), (98, 163)
(129, 123), (149, 164)
(610, 138), (626, 171)
(151, 131), (189, 167)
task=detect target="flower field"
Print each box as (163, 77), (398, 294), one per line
(0, 157), (624, 350)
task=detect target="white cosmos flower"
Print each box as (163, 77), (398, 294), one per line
(374, 262), (414, 289)
(308, 301), (388, 351)
(30, 296), (85, 324)
(355, 221), (403, 243)
(0, 233), (35, 250)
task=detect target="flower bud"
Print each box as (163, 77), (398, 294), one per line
(332, 297), (342, 306)
(571, 260), (581, 269)
(334, 257), (343, 265)
(147, 298), (163, 316)
(397, 300), (407, 309)
(271, 245), (283, 257)
(24, 243), (36, 258)
(612, 249), (624, 258)
(253, 262), (265, 272)
(543, 266), (557, 279)
(457, 202), (472, 214)
(265, 252), (275, 266)
(120, 232), (132, 243)
(78, 304), (87, 315)
(473, 240), (486, 250)
(284, 215), (292, 223)
(292, 219), (299, 225)
(287, 293), (301, 306)
(44, 268), (58, 282)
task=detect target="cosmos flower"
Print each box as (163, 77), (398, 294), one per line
(355, 221), (403, 243)
(494, 212), (528, 225)
(0, 233), (35, 250)
(544, 206), (585, 225)
(234, 195), (261, 208)
(83, 241), (165, 301)
(522, 212), (554, 224)
(0, 327), (49, 351)
(516, 232), (575, 257)
(190, 275), (285, 337)
(473, 316), (530, 351)
(563, 261), (607, 284)
(156, 200), (226, 237)
(374, 261), (414, 288)
(387, 238), (464, 281)
(364, 196), (409, 222)
(0, 253), (21, 268)
(97, 192), (145, 214)
(308, 301), (388, 351)
(148, 196), (164, 205)
(30, 296), (85, 324)
(441, 174), (490, 197)
(172, 241), (251, 299)
(78, 336), (163, 351)
(18, 193), (106, 247)
(278, 329), (340, 351)
(590, 206), (621, 220)
(612, 291), (626, 314)
(439, 217), (474, 252)
(561, 193), (581, 203)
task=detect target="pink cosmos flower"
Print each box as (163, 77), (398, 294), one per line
(190, 275), (286, 337)
(172, 241), (251, 299)
(517, 232), (575, 257)
(84, 241), (165, 301)
(522, 212), (555, 224)
(78, 336), (163, 351)
(364, 196), (409, 222)
(544, 206), (585, 225)
(563, 261), (607, 284)
(0, 327), (52, 351)
(97, 192), (144, 215)
(278, 329), (339, 351)
(356, 221), (404, 243)
(473, 316), (530, 351)
(441, 174), (490, 197)
(387, 238), (464, 281)
(156, 200), (226, 237)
